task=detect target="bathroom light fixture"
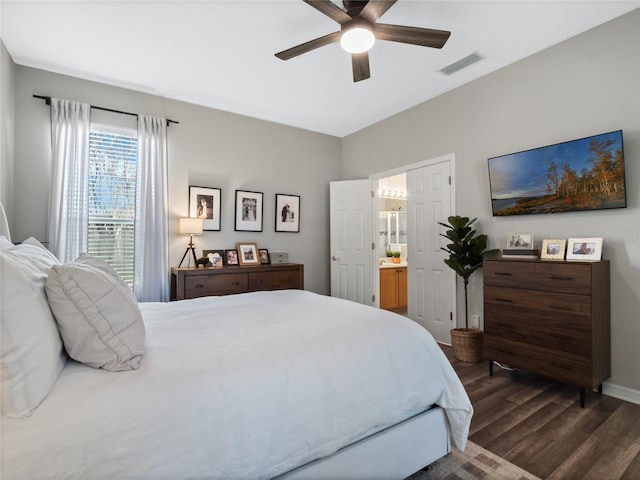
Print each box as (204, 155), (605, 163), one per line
(378, 189), (407, 199)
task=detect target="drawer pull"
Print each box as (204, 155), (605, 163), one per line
(551, 361), (573, 370)
(549, 275), (572, 281)
(231, 281), (240, 286)
(551, 333), (573, 341)
(494, 272), (513, 276)
(195, 284), (204, 289)
(495, 298), (513, 303)
(257, 280), (263, 284)
(549, 304), (572, 311)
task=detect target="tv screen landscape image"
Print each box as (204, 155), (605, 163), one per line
(488, 130), (626, 216)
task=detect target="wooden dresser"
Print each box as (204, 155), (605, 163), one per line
(483, 258), (610, 407)
(171, 263), (304, 301)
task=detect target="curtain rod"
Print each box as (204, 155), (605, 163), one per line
(33, 95), (179, 125)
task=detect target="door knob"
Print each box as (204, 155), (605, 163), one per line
(331, 256), (340, 261)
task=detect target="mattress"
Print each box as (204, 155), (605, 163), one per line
(1, 290), (472, 479)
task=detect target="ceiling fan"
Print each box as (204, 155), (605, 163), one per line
(275, 0), (451, 82)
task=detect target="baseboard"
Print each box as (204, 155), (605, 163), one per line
(603, 383), (640, 405)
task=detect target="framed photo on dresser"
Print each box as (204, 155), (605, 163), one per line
(566, 238), (602, 261)
(507, 232), (533, 248)
(225, 249), (239, 266)
(202, 249), (225, 267)
(236, 242), (260, 266)
(541, 239), (566, 260)
(258, 249), (270, 265)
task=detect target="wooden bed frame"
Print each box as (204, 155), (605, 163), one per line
(275, 406), (450, 480)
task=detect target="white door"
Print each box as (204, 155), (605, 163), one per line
(407, 161), (454, 344)
(329, 180), (375, 305)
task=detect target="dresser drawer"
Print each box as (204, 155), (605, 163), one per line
(484, 305), (591, 356)
(249, 270), (301, 291)
(484, 336), (593, 387)
(184, 273), (248, 298)
(171, 264), (304, 301)
(484, 285), (591, 316)
(484, 260), (591, 295)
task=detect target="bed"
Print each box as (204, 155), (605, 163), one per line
(0, 211), (472, 479)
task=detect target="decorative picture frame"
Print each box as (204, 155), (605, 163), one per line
(566, 238), (603, 261)
(235, 190), (263, 232)
(236, 242), (260, 265)
(507, 232), (534, 249)
(189, 186), (221, 231)
(224, 248), (239, 266)
(258, 248), (270, 265)
(540, 239), (567, 260)
(202, 249), (225, 267)
(275, 193), (300, 233)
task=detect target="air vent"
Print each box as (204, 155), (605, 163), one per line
(439, 52), (483, 76)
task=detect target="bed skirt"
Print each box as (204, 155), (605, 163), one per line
(275, 406), (450, 480)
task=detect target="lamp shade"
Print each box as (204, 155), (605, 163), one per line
(179, 217), (203, 235)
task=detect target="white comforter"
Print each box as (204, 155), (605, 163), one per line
(1, 290), (472, 480)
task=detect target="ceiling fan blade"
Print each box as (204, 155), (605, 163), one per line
(303, 0), (352, 24)
(275, 31), (341, 60)
(352, 52), (370, 82)
(374, 23), (451, 48)
(359, 0), (397, 23)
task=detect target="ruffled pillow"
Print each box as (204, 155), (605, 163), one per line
(46, 254), (145, 371)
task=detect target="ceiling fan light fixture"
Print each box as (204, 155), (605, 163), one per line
(340, 27), (375, 54)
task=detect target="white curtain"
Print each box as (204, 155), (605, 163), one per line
(48, 98), (91, 263)
(134, 115), (169, 302)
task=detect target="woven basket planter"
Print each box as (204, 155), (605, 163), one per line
(450, 328), (483, 363)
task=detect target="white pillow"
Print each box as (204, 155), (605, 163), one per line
(0, 238), (67, 418)
(45, 254), (145, 371)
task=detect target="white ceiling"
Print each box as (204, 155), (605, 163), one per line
(2, 1), (638, 137)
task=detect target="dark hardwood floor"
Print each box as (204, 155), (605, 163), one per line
(441, 345), (640, 480)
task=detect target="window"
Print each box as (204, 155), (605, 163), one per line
(87, 128), (137, 286)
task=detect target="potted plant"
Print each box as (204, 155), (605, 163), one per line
(439, 215), (497, 363)
(392, 251), (401, 263)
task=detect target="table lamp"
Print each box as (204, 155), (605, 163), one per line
(178, 217), (203, 267)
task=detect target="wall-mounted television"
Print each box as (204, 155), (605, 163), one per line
(488, 130), (626, 216)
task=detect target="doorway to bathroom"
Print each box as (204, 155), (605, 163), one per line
(372, 154), (456, 344)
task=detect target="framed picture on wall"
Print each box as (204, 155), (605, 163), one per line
(275, 193), (300, 233)
(189, 186), (221, 231)
(235, 190), (263, 232)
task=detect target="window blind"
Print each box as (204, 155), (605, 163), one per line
(88, 129), (137, 286)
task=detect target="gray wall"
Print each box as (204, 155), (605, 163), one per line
(342, 11), (640, 395)
(0, 40), (15, 223)
(9, 64), (342, 295)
